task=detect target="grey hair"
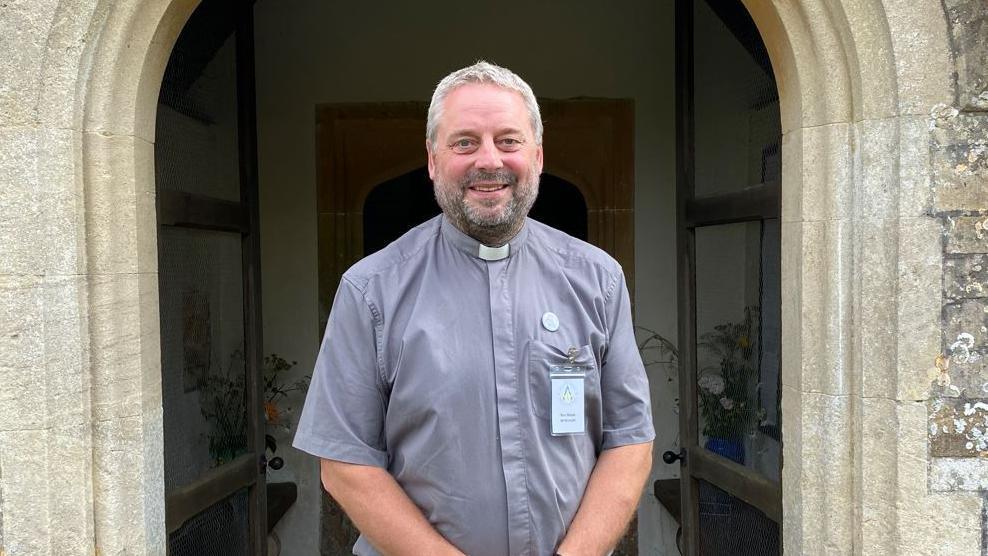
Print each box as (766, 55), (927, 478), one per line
(427, 60), (543, 148)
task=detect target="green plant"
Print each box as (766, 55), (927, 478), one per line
(199, 351), (309, 466)
(696, 306), (762, 439)
(199, 349), (248, 465)
(263, 353), (309, 431)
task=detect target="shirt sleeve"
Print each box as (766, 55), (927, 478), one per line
(292, 277), (389, 467)
(600, 272), (656, 450)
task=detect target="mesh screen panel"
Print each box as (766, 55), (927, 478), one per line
(159, 226), (248, 490)
(694, 220), (781, 482)
(698, 480), (779, 555)
(168, 488), (250, 556)
(693, 0), (780, 198)
(155, 18), (240, 201)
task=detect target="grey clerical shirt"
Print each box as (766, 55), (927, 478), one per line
(294, 215), (654, 556)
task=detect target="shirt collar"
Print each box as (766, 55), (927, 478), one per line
(440, 215), (529, 261)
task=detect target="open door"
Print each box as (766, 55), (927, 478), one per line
(669, 0), (783, 553)
(155, 1), (267, 553)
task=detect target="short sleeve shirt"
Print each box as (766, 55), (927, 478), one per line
(293, 215), (654, 556)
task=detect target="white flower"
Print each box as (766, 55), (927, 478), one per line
(698, 374), (725, 395)
(719, 397), (734, 410)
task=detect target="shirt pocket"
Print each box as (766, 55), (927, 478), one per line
(527, 341), (600, 419)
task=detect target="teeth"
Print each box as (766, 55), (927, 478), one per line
(472, 185), (504, 192)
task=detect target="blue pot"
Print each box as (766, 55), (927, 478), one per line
(705, 437), (745, 465)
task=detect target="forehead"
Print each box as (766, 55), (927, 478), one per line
(438, 83), (531, 136)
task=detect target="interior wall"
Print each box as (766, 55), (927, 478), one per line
(251, 1), (679, 553)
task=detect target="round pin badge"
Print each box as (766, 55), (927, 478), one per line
(541, 312), (560, 332)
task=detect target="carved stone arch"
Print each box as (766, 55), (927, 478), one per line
(20, 0), (967, 552)
(734, 1), (968, 553)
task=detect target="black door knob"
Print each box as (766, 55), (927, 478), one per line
(662, 449), (684, 464)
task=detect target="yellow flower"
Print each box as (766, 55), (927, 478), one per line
(264, 401), (280, 423)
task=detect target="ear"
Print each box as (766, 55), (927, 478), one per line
(535, 144), (544, 175)
(426, 140), (437, 180)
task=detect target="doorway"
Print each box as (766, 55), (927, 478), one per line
(664, 0), (783, 553)
(154, 1), (268, 553)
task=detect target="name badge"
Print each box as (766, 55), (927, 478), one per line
(549, 365), (586, 436)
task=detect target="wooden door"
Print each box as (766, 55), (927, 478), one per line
(155, 1), (267, 553)
(671, 0), (783, 553)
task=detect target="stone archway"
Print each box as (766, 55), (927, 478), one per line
(2, 0), (980, 553)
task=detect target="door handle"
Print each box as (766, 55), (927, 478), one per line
(662, 449), (685, 465)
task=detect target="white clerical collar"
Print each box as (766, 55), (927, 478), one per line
(478, 243), (510, 261)
(440, 215), (529, 261)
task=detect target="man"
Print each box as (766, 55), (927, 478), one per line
(294, 61), (654, 556)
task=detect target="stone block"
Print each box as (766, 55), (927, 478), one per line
(931, 111), (988, 212)
(0, 364), (46, 432)
(835, 0), (899, 121)
(0, 126), (43, 276)
(930, 457), (988, 491)
(859, 397), (898, 552)
(855, 218), (899, 399)
(897, 489), (983, 555)
(941, 299), (988, 397)
(88, 273), (144, 422)
(897, 116), (935, 217)
(782, 123), (852, 223)
(37, 128), (86, 275)
(944, 214), (988, 254)
(92, 412), (162, 554)
(855, 118), (899, 220)
(794, 391), (853, 551)
(796, 220), (852, 396)
(83, 133), (158, 274)
(942, 0), (988, 111)
(780, 221), (803, 393)
(945, 254), (988, 300)
(896, 217), (943, 400)
(929, 397), (988, 457)
(46, 422), (95, 555)
(0, 275), (44, 371)
(0, 0), (58, 126)
(0, 430), (50, 555)
(42, 275), (90, 428)
(138, 272), (163, 412)
(883, 0), (954, 114)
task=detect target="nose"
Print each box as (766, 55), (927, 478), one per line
(473, 137), (504, 171)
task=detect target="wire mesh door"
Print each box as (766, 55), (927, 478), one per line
(156, 0), (265, 554)
(673, 0), (783, 553)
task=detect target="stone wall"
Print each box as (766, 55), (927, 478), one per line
(928, 4), (988, 534)
(0, 0), (986, 554)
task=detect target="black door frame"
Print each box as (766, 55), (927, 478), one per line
(158, 1), (267, 553)
(675, 0), (783, 552)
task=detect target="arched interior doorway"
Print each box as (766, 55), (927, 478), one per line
(363, 167), (589, 255)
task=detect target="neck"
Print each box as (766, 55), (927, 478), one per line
(448, 214), (523, 247)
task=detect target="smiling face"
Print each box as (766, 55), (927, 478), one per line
(427, 83), (544, 245)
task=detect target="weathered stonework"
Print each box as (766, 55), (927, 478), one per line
(942, 0), (988, 112)
(0, 0), (986, 553)
(931, 112), (988, 212)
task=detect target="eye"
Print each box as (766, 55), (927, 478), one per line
(498, 137), (524, 151)
(449, 138), (477, 153)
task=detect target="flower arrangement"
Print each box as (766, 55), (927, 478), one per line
(262, 353), (310, 433)
(199, 351), (309, 466)
(696, 306), (762, 440)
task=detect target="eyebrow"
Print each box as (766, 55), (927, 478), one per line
(446, 127), (526, 138)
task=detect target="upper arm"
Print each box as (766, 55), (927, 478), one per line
(599, 272), (656, 449)
(293, 278), (389, 467)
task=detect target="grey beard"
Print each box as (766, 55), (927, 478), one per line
(434, 169), (539, 246)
